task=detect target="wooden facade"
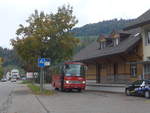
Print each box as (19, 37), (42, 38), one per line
(74, 9), (150, 84)
(84, 39), (143, 84)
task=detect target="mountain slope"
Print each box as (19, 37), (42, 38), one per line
(72, 19), (135, 36)
(0, 47), (22, 67)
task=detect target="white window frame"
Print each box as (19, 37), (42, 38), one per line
(144, 64), (150, 75)
(130, 64), (137, 77)
(100, 42), (106, 49)
(145, 32), (150, 45)
(113, 38), (119, 46)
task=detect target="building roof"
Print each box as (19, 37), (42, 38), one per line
(124, 9), (150, 30)
(73, 33), (141, 62)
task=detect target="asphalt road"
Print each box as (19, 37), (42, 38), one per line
(38, 90), (150, 113)
(0, 81), (15, 113)
(0, 81), (47, 113)
(0, 81), (150, 113)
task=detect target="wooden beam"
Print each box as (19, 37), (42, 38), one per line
(134, 53), (143, 60)
(118, 54), (127, 62)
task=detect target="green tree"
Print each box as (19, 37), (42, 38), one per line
(0, 66), (4, 79)
(11, 5), (79, 71)
(72, 19), (135, 36)
(0, 47), (22, 67)
(0, 58), (4, 79)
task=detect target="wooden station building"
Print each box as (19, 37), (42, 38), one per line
(74, 29), (143, 84)
(74, 9), (150, 84)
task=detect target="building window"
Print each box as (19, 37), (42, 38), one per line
(100, 42), (106, 49)
(146, 57), (150, 61)
(113, 38), (119, 46)
(100, 64), (106, 72)
(130, 64), (137, 77)
(144, 64), (150, 75)
(145, 32), (150, 45)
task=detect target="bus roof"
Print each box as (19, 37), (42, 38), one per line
(64, 61), (84, 65)
(49, 61), (85, 69)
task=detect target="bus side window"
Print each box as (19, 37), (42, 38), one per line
(61, 65), (66, 75)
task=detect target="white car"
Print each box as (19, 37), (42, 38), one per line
(1, 78), (7, 82)
(22, 77), (26, 80)
(11, 78), (17, 82)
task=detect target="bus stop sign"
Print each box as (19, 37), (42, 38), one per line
(38, 58), (51, 67)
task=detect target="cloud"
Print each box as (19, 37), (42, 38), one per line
(0, 0), (150, 48)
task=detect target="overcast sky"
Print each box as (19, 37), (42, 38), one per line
(0, 0), (150, 48)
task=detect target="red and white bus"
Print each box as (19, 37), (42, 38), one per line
(51, 61), (87, 92)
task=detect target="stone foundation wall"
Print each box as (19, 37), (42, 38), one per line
(100, 74), (130, 84)
(145, 74), (150, 80)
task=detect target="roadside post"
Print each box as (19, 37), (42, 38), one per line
(38, 58), (51, 92)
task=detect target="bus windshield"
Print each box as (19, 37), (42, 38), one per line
(65, 64), (85, 76)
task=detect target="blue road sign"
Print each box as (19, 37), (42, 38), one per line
(38, 58), (51, 67)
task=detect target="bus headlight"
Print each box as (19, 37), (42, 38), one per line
(82, 81), (86, 84)
(65, 80), (70, 84)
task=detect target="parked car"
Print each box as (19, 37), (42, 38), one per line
(21, 77), (26, 80)
(1, 78), (7, 82)
(11, 78), (17, 82)
(125, 80), (150, 98)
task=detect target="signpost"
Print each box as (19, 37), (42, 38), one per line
(38, 58), (51, 92)
(38, 58), (51, 67)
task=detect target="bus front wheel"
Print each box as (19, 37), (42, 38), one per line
(78, 89), (82, 92)
(55, 88), (59, 90)
(60, 87), (64, 92)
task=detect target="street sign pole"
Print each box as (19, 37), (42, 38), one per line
(38, 58), (51, 92)
(40, 67), (43, 92)
(42, 68), (45, 89)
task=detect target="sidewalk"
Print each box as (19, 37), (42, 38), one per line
(86, 80), (126, 87)
(38, 83), (125, 94)
(86, 80), (125, 93)
(7, 84), (47, 113)
(86, 86), (124, 93)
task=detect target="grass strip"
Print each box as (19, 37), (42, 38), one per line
(27, 83), (55, 95)
(21, 80), (32, 84)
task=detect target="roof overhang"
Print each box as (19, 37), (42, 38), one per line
(74, 38), (141, 62)
(124, 20), (150, 30)
(127, 60), (150, 64)
(74, 51), (126, 62)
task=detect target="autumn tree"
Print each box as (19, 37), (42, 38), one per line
(0, 58), (4, 79)
(11, 5), (79, 71)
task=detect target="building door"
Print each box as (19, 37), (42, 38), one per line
(96, 63), (101, 83)
(130, 64), (137, 77)
(114, 63), (118, 81)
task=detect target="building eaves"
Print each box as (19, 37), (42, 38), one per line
(124, 9), (150, 30)
(73, 34), (141, 62)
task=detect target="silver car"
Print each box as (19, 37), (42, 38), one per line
(1, 78), (7, 82)
(11, 78), (17, 82)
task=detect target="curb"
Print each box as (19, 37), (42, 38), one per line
(85, 89), (124, 94)
(86, 84), (126, 88)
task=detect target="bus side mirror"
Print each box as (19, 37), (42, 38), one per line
(65, 64), (69, 69)
(85, 66), (88, 71)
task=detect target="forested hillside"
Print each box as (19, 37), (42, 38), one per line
(0, 47), (22, 67)
(72, 19), (134, 36)
(72, 19), (135, 53)
(0, 19), (135, 67)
